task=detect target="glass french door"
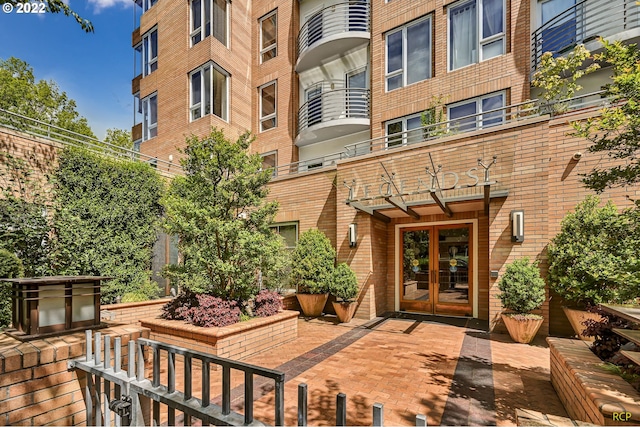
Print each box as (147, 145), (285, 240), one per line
(400, 224), (473, 316)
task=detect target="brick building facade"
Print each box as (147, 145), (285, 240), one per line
(131, 0), (640, 333)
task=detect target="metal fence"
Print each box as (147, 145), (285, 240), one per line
(297, 88), (370, 136)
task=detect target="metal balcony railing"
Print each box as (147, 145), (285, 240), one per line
(531, 0), (640, 71)
(296, 1), (370, 60)
(297, 88), (370, 136)
(273, 91), (609, 179)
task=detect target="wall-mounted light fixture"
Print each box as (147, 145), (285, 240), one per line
(349, 223), (357, 248)
(511, 210), (524, 243)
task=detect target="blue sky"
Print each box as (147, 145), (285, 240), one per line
(0, 0), (135, 140)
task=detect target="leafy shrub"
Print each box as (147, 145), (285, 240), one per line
(498, 258), (545, 315)
(291, 229), (335, 294)
(0, 249), (23, 328)
(583, 305), (634, 361)
(51, 147), (164, 304)
(329, 263), (358, 301)
(548, 196), (640, 306)
(253, 289), (283, 317)
(161, 290), (240, 327)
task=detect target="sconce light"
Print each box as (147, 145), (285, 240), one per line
(511, 210), (524, 243)
(168, 154), (173, 162)
(349, 223), (357, 248)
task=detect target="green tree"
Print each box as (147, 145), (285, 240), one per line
(0, 1), (93, 32)
(162, 128), (287, 304)
(103, 128), (134, 152)
(0, 57), (95, 138)
(0, 249), (24, 328)
(548, 196), (640, 306)
(51, 147), (164, 303)
(570, 40), (640, 193)
(290, 229), (336, 294)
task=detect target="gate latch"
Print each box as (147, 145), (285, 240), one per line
(109, 395), (132, 419)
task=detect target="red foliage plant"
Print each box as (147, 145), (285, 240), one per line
(253, 289), (283, 317)
(161, 290), (240, 327)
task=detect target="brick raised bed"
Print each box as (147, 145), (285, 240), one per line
(101, 298), (171, 325)
(140, 310), (299, 360)
(548, 337), (640, 426)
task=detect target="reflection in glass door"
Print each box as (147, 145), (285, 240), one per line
(400, 224), (473, 316)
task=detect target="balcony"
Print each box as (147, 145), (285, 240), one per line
(531, 0), (640, 72)
(296, 88), (370, 147)
(296, 1), (370, 73)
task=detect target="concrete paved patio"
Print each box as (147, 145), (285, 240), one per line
(159, 313), (568, 426)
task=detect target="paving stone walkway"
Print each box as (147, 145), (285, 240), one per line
(159, 314), (568, 426)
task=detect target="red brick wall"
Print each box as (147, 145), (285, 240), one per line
(0, 326), (149, 426)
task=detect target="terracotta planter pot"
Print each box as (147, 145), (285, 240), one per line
(332, 301), (357, 323)
(296, 293), (328, 317)
(562, 307), (602, 341)
(501, 313), (544, 344)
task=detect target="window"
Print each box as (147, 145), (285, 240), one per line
(261, 151), (277, 176)
(385, 113), (424, 148)
(142, 93), (158, 141)
(260, 10), (277, 63)
(190, 62), (229, 121)
(270, 222), (298, 249)
(386, 16), (432, 91)
(191, 0), (227, 46)
(142, 28), (158, 76)
(538, 0), (576, 55)
(447, 92), (505, 132)
(448, 0), (505, 71)
(135, 0), (157, 13)
(260, 81), (277, 132)
(134, 43), (142, 77)
(134, 93), (142, 126)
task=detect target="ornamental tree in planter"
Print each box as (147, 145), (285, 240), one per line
(498, 258), (546, 344)
(291, 229), (336, 317)
(330, 263), (359, 323)
(548, 196), (640, 338)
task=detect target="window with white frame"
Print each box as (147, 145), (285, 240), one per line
(385, 113), (424, 148)
(135, 0), (157, 13)
(447, 92), (505, 132)
(386, 16), (432, 91)
(142, 93), (158, 141)
(190, 62), (229, 121)
(260, 81), (277, 132)
(142, 28), (158, 76)
(260, 10), (277, 63)
(190, 0), (227, 46)
(270, 222), (298, 249)
(448, 0), (505, 71)
(260, 151), (277, 176)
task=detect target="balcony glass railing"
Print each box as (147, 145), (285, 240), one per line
(297, 88), (370, 136)
(296, 1), (370, 60)
(531, 0), (640, 71)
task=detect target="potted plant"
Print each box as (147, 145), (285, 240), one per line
(329, 263), (359, 323)
(291, 229), (336, 317)
(547, 196), (637, 339)
(498, 257), (546, 344)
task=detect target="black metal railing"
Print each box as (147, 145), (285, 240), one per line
(297, 1), (370, 59)
(531, 0), (640, 71)
(297, 88), (370, 136)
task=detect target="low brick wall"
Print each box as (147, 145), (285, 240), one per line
(101, 298), (170, 325)
(140, 310), (299, 360)
(548, 337), (640, 426)
(0, 325), (149, 426)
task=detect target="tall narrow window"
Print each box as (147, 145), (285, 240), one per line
(448, 0), (505, 71)
(142, 93), (157, 141)
(190, 62), (229, 121)
(260, 81), (277, 132)
(260, 10), (277, 63)
(261, 151), (277, 176)
(142, 28), (158, 76)
(385, 16), (432, 91)
(191, 0), (227, 46)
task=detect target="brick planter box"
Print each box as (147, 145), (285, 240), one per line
(548, 337), (640, 426)
(101, 298), (171, 325)
(140, 310), (299, 360)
